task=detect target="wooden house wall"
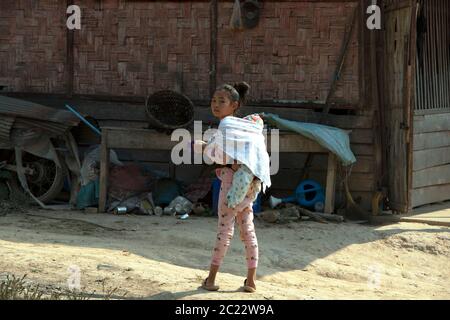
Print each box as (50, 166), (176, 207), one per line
(0, 0), (376, 211)
(410, 0), (450, 208)
(411, 113), (450, 208)
(1, 0), (360, 106)
(15, 95), (376, 210)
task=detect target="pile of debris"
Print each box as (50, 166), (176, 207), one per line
(260, 203), (344, 224)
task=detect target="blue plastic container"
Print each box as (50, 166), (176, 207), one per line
(279, 179), (325, 210)
(212, 178), (262, 215)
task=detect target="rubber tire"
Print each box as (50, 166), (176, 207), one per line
(9, 155), (66, 204)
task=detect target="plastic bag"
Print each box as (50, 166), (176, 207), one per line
(230, 0), (243, 30)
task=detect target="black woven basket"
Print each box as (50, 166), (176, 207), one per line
(145, 90), (194, 130)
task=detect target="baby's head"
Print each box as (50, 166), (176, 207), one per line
(211, 82), (250, 119)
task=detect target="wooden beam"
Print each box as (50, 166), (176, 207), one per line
(413, 131), (450, 151)
(209, 0), (218, 97)
(412, 183), (450, 208)
(324, 153), (337, 214)
(98, 129), (109, 213)
(66, 0), (74, 98)
(4, 91), (358, 115)
(413, 164), (450, 189)
(413, 146), (450, 171)
(413, 113), (450, 133)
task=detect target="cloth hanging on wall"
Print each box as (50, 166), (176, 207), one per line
(230, 0), (244, 30)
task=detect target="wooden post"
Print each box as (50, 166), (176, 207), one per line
(324, 153), (337, 214)
(406, 0), (418, 211)
(66, 0), (74, 98)
(210, 0), (218, 97)
(98, 129), (109, 213)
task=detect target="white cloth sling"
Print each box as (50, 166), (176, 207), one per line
(204, 116), (271, 192)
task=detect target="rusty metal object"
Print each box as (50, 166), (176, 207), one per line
(0, 95), (82, 205)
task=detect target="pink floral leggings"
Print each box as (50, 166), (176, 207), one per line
(210, 167), (259, 269)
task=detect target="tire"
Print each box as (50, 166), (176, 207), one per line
(9, 153), (66, 204)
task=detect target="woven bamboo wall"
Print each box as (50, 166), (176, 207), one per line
(0, 0), (360, 105)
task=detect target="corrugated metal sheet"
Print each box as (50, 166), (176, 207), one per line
(13, 118), (69, 136)
(0, 95), (80, 126)
(415, 0), (450, 111)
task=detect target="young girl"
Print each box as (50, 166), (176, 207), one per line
(198, 82), (271, 293)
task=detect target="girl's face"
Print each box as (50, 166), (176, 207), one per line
(211, 90), (238, 120)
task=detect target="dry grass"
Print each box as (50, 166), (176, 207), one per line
(0, 274), (127, 300)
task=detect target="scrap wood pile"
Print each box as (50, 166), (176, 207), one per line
(260, 203), (344, 224)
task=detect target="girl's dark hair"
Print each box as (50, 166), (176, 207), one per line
(216, 81), (250, 107)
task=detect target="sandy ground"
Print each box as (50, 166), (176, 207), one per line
(0, 208), (449, 300)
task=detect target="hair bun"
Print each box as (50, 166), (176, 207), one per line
(233, 82), (250, 104)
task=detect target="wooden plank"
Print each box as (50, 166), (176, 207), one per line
(64, 100), (146, 121)
(406, 0), (418, 211)
(279, 153), (374, 173)
(3, 93), (373, 129)
(358, 1), (366, 110)
(350, 144), (374, 156)
(101, 126), (328, 153)
(412, 183), (450, 208)
(383, 7), (411, 212)
(413, 146), (450, 171)
(370, 214), (450, 227)
(98, 129), (110, 213)
(348, 129), (373, 144)
(209, 0), (217, 96)
(267, 133), (327, 153)
(347, 155), (374, 173)
(102, 127), (179, 150)
(324, 153), (337, 213)
(66, 0), (74, 97)
(412, 163), (450, 188)
(84, 128), (373, 172)
(197, 106), (373, 129)
(114, 149), (170, 163)
(347, 173), (376, 192)
(413, 113), (450, 133)
(98, 120), (148, 129)
(413, 131), (450, 151)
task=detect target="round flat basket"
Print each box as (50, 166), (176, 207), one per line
(145, 90), (194, 130)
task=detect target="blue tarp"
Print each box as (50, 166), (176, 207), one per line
(261, 113), (356, 166)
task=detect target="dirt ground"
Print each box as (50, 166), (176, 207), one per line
(0, 208), (449, 300)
